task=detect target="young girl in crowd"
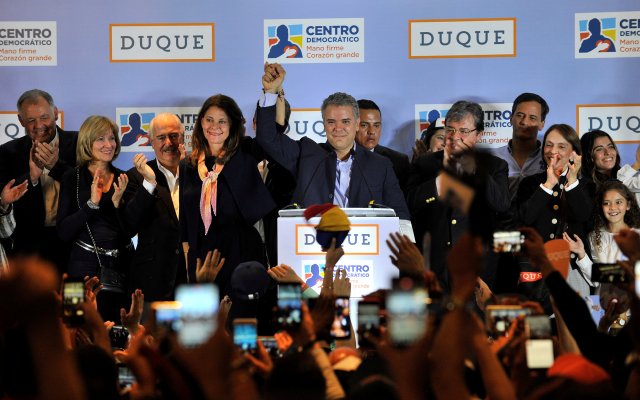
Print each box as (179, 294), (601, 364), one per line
(564, 180), (640, 288)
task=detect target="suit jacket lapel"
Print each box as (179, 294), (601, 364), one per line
(151, 160), (179, 224)
(348, 147), (364, 206)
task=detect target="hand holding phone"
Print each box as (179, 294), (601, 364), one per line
(62, 278), (86, 326)
(233, 318), (258, 352)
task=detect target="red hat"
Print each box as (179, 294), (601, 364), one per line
(547, 354), (610, 384)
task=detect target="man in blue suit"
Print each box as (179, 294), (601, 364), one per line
(256, 63), (409, 220)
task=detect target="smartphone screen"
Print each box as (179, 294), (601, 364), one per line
(525, 315), (553, 369)
(175, 284), (219, 348)
(109, 326), (129, 350)
(63, 279), (85, 325)
(485, 305), (531, 337)
(386, 287), (428, 347)
(277, 283), (302, 328)
(151, 301), (181, 336)
(330, 297), (351, 339)
(117, 364), (136, 388)
(591, 263), (628, 283)
(493, 231), (524, 253)
(233, 319), (257, 351)
(358, 301), (380, 347)
(258, 336), (280, 358)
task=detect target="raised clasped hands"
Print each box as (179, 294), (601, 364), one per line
(262, 62), (286, 94)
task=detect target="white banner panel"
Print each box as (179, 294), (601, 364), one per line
(576, 104), (640, 143)
(409, 18), (516, 58)
(110, 23), (215, 62)
(279, 214), (399, 298)
(264, 18), (365, 63)
(575, 12), (640, 58)
(0, 21), (57, 66)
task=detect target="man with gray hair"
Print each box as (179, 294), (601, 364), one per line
(256, 63), (409, 220)
(407, 100), (510, 290)
(0, 89), (77, 273)
(123, 113), (187, 303)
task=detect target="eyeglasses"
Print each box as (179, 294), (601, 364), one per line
(154, 133), (182, 142)
(444, 127), (477, 137)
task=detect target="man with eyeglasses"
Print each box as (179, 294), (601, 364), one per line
(123, 113), (187, 306)
(407, 100), (509, 291)
(0, 89), (77, 274)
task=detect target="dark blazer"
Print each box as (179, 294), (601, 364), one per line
(406, 150), (510, 289)
(374, 145), (410, 194)
(256, 105), (410, 219)
(179, 148), (276, 287)
(515, 172), (592, 243)
(123, 160), (186, 301)
(0, 128), (77, 255)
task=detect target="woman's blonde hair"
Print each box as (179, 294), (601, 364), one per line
(76, 115), (121, 166)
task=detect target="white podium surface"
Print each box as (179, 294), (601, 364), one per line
(277, 208), (400, 298)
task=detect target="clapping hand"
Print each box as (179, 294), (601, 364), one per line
(112, 173), (128, 208)
(133, 153), (156, 185)
(0, 179), (28, 209)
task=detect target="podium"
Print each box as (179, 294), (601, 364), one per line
(277, 208), (400, 298)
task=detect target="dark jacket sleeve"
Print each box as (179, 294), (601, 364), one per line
(56, 168), (100, 242)
(484, 157), (510, 213)
(255, 105), (301, 178)
(545, 271), (615, 367)
(516, 175), (551, 226)
(122, 168), (156, 236)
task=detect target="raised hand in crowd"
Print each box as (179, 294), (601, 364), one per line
(268, 263), (304, 284)
(111, 173), (128, 208)
(114, 327), (157, 400)
(0, 178), (28, 209)
(83, 275), (103, 309)
(332, 268), (350, 298)
(245, 340), (274, 377)
(133, 153), (156, 185)
(387, 232), (424, 280)
(563, 231), (586, 260)
(179, 143), (187, 161)
(121, 288), (144, 334)
(321, 238), (344, 296)
(196, 249), (226, 283)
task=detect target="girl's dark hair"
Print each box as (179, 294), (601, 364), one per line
(579, 130), (621, 186)
(189, 94), (246, 166)
(592, 180), (640, 252)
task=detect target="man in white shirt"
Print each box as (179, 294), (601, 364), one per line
(123, 113), (187, 303)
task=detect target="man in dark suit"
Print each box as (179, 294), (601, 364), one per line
(123, 113), (187, 303)
(407, 100), (510, 290)
(356, 99), (411, 194)
(256, 63), (410, 220)
(0, 89), (77, 273)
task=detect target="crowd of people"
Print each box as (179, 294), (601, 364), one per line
(0, 63), (639, 399)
